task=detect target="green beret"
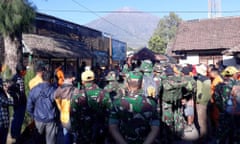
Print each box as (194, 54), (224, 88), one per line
(127, 71), (143, 80)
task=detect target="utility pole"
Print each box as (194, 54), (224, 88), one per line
(208, 0), (222, 18)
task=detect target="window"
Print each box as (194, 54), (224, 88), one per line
(199, 55), (222, 65)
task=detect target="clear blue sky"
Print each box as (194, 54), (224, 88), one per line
(30, 0), (240, 25)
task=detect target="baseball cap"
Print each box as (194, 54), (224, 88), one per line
(81, 70), (94, 82)
(221, 66), (239, 76)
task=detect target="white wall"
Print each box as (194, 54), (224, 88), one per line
(179, 54), (240, 68)
(179, 54), (199, 65)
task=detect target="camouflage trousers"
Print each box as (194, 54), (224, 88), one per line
(160, 102), (186, 143)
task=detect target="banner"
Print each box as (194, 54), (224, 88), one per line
(112, 39), (127, 61)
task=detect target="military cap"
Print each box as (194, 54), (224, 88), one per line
(126, 71), (143, 81)
(140, 60), (153, 72)
(105, 71), (118, 81)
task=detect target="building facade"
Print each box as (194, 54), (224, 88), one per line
(170, 17), (240, 67)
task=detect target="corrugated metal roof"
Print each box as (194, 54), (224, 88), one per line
(23, 34), (93, 58)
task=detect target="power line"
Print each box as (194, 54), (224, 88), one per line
(70, 0), (149, 42)
(38, 9), (240, 14)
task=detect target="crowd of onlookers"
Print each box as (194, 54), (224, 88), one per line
(0, 59), (240, 144)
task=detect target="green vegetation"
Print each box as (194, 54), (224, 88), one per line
(0, 0), (35, 73)
(0, 0), (35, 36)
(148, 12), (182, 54)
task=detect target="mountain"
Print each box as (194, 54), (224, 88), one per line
(86, 7), (160, 49)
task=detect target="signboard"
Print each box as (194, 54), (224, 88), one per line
(94, 50), (108, 66)
(112, 39), (127, 61)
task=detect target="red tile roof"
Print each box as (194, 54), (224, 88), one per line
(172, 17), (240, 52)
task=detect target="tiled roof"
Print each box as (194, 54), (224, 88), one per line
(172, 17), (240, 52)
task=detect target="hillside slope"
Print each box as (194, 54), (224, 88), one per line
(86, 7), (160, 49)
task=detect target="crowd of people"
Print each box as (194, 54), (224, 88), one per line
(0, 58), (240, 144)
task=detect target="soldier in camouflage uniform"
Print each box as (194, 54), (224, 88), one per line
(214, 66), (240, 143)
(104, 71), (125, 100)
(70, 69), (112, 144)
(152, 63), (164, 115)
(109, 71), (160, 144)
(122, 56), (133, 75)
(140, 60), (159, 100)
(140, 60), (153, 76)
(181, 66), (197, 125)
(159, 66), (190, 143)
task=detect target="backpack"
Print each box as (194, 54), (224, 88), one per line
(81, 87), (109, 143)
(214, 83), (232, 113)
(182, 76), (196, 98)
(161, 76), (188, 104)
(214, 80), (240, 114)
(196, 76), (211, 105)
(227, 81), (240, 114)
(35, 86), (56, 121)
(142, 74), (159, 99)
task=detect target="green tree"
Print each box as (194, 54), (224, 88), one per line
(149, 12), (182, 54)
(0, 0), (35, 73)
(148, 35), (165, 54)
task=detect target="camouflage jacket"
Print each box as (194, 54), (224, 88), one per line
(214, 79), (239, 113)
(181, 75), (197, 98)
(109, 90), (160, 144)
(122, 64), (131, 75)
(70, 83), (111, 143)
(161, 75), (189, 104)
(104, 81), (125, 100)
